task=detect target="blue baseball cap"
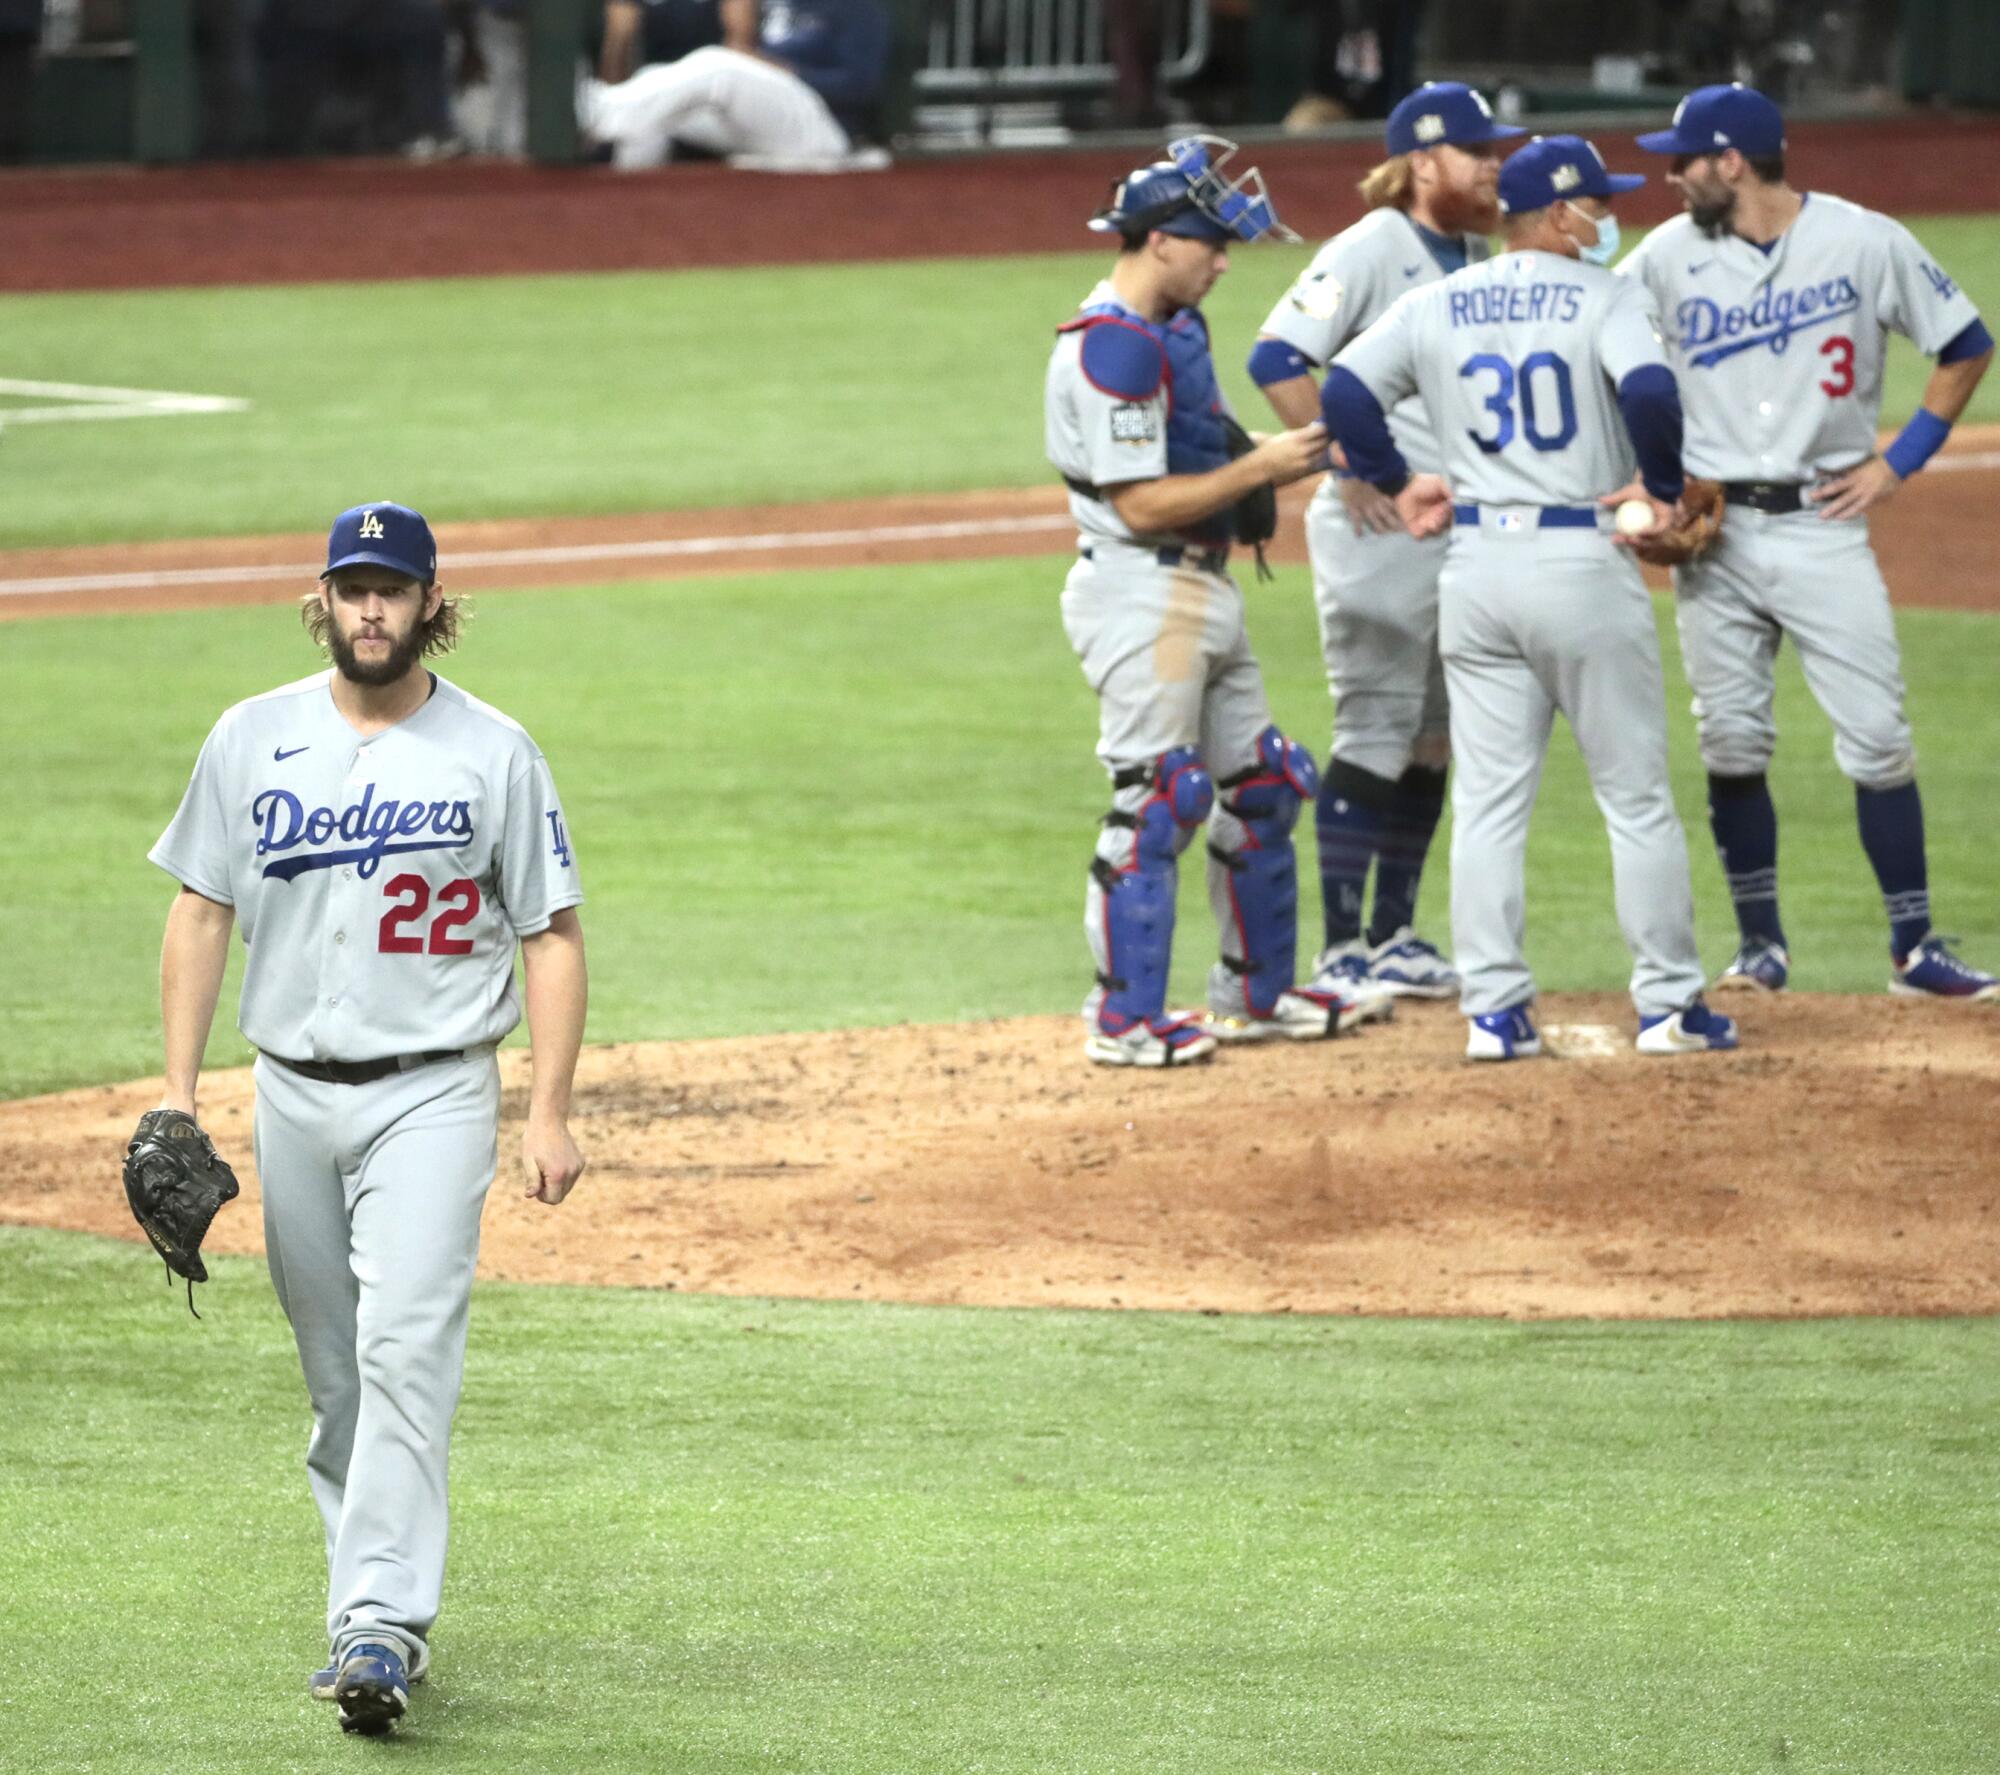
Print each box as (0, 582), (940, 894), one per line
(1384, 82), (1524, 156)
(1497, 135), (1646, 215)
(323, 501), (438, 584)
(1089, 136), (1295, 245)
(1635, 83), (1786, 157)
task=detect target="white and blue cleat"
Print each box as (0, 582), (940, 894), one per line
(1465, 1002), (1541, 1061)
(1366, 927), (1461, 999)
(1636, 997), (1740, 1055)
(1714, 936), (1789, 993)
(334, 1642), (410, 1736)
(1890, 934), (2000, 1002)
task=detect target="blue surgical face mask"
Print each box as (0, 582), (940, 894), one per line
(1568, 203), (1620, 266)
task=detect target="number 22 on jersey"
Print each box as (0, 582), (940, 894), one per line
(1460, 352), (1578, 452)
(379, 873), (482, 955)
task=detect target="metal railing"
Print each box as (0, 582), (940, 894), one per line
(915, 0), (1211, 97)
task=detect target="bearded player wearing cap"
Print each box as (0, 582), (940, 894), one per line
(1045, 137), (1394, 1067)
(1619, 83), (1998, 1002)
(1248, 81), (1524, 1007)
(1320, 135), (1738, 1060)
(146, 502), (589, 1732)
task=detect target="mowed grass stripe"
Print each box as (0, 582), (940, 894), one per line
(1, 217), (1996, 549)
(2, 1226), (1995, 1774)
(2, 556), (1995, 1100)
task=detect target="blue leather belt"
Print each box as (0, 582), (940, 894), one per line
(1452, 503), (1601, 528)
(1081, 543), (1231, 572)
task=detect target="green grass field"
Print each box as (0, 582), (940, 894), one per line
(1, 215), (1995, 549)
(3, 556), (1996, 1100)
(5, 1228), (1997, 1775)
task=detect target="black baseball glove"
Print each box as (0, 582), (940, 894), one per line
(1220, 413), (1279, 581)
(122, 1108), (239, 1316)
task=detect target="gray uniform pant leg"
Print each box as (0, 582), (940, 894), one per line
(1442, 533), (1705, 1019)
(1306, 485), (1450, 777)
(1674, 511), (1914, 789)
(254, 1051), (500, 1673)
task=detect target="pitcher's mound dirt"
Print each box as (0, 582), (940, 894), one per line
(10, 993), (1997, 1318)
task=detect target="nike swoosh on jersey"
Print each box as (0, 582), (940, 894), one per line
(274, 745), (310, 761)
(1687, 262), (1712, 274)
(1402, 264), (1422, 276)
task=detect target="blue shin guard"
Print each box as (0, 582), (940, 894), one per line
(1208, 726), (1318, 1018)
(1087, 748), (1214, 1031)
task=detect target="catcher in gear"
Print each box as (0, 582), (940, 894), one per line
(122, 1107), (239, 1315)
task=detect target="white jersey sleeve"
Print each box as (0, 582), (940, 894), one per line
(1331, 282), (1426, 412)
(1875, 214), (1981, 356)
(151, 717), (239, 906)
(1597, 276), (1672, 386)
(1257, 220), (1388, 367)
(1045, 281), (1171, 544)
(495, 745), (583, 937)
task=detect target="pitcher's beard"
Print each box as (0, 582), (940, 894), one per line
(330, 623), (427, 687)
(1426, 186), (1500, 238)
(1691, 190), (1738, 238)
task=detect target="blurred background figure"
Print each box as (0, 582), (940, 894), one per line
(0, 0), (39, 162)
(256, 0), (463, 157)
(1282, 0), (1426, 129)
(580, 0), (890, 169)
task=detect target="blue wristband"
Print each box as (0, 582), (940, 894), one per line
(1882, 408), (1951, 480)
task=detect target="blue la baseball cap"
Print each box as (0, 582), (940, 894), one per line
(1635, 83), (1786, 157)
(1384, 82), (1524, 156)
(1497, 135), (1646, 214)
(323, 501), (438, 584)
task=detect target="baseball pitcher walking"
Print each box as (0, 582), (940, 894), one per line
(1322, 135), (1739, 1059)
(1622, 84), (1998, 1000)
(148, 502), (589, 1734)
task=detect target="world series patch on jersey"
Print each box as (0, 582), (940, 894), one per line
(150, 671), (582, 1064)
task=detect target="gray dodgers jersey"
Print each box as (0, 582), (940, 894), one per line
(151, 672), (583, 1063)
(1258, 206), (1490, 475)
(1045, 279), (1237, 548)
(1335, 252), (1671, 507)
(1619, 196), (1980, 483)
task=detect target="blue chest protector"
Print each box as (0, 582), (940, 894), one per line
(1061, 299), (1235, 546)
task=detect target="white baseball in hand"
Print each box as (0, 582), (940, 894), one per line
(1614, 498), (1656, 537)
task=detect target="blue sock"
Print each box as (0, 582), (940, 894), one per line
(1855, 781), (1930, 958)
(1367, 764), (1448, 947)
(1314, 765), (1382, 948)
(1707, 772), (1785, 947)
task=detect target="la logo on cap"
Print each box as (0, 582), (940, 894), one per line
(358, 512), (385, 539)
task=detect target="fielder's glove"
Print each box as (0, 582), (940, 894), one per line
(1220, 413), (1279, 581)
(122, 1108), (239, 1316)
(1629, 476), (1725, 567)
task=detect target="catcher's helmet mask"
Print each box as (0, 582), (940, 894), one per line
(1090, 136), (1300, 246)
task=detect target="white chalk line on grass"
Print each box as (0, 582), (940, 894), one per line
(0, 513), (1080, 598)
(0, 377), (249, 427)
(4, 449), (1999, 601)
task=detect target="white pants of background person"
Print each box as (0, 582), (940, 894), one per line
(455, 9), (529, 157)
(582, 45), (849, 169)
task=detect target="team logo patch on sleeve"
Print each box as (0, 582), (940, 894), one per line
(1110, 402), (1159, 445)
(1289, 270), (1344, 322)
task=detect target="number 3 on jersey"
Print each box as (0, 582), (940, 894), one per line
(379, 873), (482, 955)
(1460, 352), (1578, 453)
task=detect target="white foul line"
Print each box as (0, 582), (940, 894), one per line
(0, 513), (1080, 599)
(0, 377), (250, 428)
(3, 451), (1998, 601)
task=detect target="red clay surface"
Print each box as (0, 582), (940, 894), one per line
(4, 114), (2000, 291)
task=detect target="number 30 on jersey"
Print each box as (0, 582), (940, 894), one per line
(1460, 352), (1578, 453)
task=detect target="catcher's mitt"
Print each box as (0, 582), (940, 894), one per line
(123, 1108), (239, 1316)
(1629, 476), (1725, 567)
(1220, 413), (1278, 581)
